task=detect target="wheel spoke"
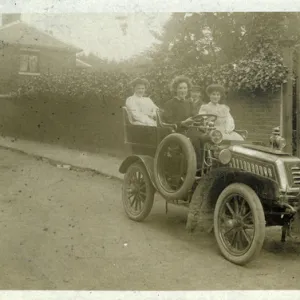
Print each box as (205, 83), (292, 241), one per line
(140, 183), (146, 189)
(139, 191), (146, 199)
(241, 228), (252, 245)
(229, 230), (238, 246)
(130, 196), (137, 207)
(137, 193), (144, 205)
(226, 202), (235, 216)
(243, 224), (254, 230)
(236, 230), (246, 250)
(223, 226), (235, 236)
(134, 197), (138, 210)
(128, 192), (135, 199)
(233, 196), (239, 214)
(137, 172), (142, 182)
(242, 210), (252, 222)
(235, 230), (241, 250)
(137, 196), (142, 211)
(240, 198), (246, 215)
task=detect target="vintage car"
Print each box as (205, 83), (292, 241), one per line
(119, 107), (300, 265)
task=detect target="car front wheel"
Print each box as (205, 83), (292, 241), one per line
(214, 183), (266, 265)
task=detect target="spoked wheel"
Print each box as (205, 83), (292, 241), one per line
(154, 133), (197, 200)
(122, 162), (155, 222)
(214, 183), (265, 265)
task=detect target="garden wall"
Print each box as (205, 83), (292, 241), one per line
(0, 91), (281, 155)
(226, 91), (281, 143)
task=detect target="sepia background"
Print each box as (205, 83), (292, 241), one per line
(0, 13), (298, 156)
(0, 12), (299, 290)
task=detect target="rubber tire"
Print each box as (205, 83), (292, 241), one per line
(122, 162), (155, 222)
(213, 183), (266, 266)
(154, 133), (197, 200)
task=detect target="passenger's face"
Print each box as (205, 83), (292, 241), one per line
(177, 82), (188, 99)
(191, 91), (201, 101)
(210, 91), (221, 104)
(134, 84), (146, 97)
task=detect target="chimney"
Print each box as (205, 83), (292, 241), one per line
(2, 13), (21, 26)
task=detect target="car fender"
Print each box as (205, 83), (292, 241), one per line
(119, 155), (156, 188)
(191, 167), (280, 207)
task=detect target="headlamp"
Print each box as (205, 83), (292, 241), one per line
(269, 126), (286, 150)
(276, 136), (286, 150)
(209, 129), (223, 145)
(218, 149), (232, 165)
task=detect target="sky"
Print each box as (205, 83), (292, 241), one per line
(18, 13), (171, 61)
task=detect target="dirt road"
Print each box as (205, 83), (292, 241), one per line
(0, 148), (299, 290)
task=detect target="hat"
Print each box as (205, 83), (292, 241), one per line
(206, 84), (225, 96)
(130, 78), (150, 89)
(191, 85), (201, 92)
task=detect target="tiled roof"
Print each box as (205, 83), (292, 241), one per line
(0, 20), (82, 53)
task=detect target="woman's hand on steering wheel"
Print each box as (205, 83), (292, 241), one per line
(181, 117), (194, 127)
(181, 114), (218, 128)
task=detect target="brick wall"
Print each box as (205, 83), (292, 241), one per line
(0, 90), (281, 154)
(226, 92), (281, 144)
(0, 46), (20, 93)
(0, 94), (125, 154)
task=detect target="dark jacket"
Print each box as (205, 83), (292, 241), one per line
(162, 97), (195, 127)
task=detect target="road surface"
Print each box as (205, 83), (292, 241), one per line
(0, 148), (299, 290)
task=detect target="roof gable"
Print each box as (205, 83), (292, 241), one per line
(0, 21), (82, 53)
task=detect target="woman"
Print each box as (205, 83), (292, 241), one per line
(162, 75), (195, 128)
(125, 78), (158, 126)
(199, 84), (243, 141)
(162, 75), (202, 168)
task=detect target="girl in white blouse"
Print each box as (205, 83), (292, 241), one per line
(199, 84), (244, 141)
(125, 78), (158, 127)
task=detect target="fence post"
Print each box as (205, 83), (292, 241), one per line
(296, 47), (300, 157)
(280, 40), (295, 154)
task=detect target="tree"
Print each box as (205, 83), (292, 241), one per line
(146, 12), (300, 94)
(150, 12), (300, 67)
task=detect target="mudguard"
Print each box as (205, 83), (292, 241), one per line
(186, 167), (281, 233)
(190, 167), (280, 206)
(119, 155), (156, 188)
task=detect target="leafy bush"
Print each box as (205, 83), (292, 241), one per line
(15, 43), (288, 107)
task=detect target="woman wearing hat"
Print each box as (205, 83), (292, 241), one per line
(162, 75), (195, 128)
(199, 84), (243, 141)
(162, 75), (202, 167)
(125, 78), (158, 126)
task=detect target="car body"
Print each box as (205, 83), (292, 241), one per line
(119, 107), (300, 265)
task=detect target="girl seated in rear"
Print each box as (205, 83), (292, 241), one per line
(125, 78), (158, 127)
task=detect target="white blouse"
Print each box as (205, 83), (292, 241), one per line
(125, 94), (158, 126)
(198, 102), (244, 141)
(199, 102), (235, 133)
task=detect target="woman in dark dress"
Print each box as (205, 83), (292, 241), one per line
(162, 75), (201, 168)
(162, 75), (195, 129)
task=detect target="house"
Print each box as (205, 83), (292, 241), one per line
(0, 13), (83, 93)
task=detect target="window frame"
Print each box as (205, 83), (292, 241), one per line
(18, 48), (41, 76)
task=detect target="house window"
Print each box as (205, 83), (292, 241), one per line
(19, 51), (40, 75)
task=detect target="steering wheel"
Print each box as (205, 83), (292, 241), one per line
(187, 114), (218, 127)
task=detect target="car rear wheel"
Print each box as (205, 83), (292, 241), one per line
(122, 162), (155, 222)
(214, 183), (265, 265)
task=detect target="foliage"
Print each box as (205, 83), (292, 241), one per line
(14, 12), (300, 105)
(146, 12), (300, 94)
(16, 69), (132, 103)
